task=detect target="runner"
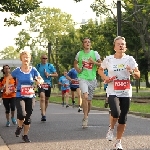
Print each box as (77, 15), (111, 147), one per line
(74, 37), (101, 128)
(58, 70), (70, 108)
(0, 65), (17, 127)
(66, 68), (82, 112)
(36, 54), (58, 121)
(6, 48), (44, 142)
(98, 36), (140, 150)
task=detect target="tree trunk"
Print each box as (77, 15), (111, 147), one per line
(145, 71), (150, 87)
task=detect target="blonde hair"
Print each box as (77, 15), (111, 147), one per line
(113, 36), (126, 45)
(20, 51), (31, 61)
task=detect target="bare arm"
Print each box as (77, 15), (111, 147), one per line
(126, 66), (140, 79)
(45, 72), (58, 77)
(74, 60), (82, 73)
(66, 75), (72, 81)
(88, 58), (102, 67)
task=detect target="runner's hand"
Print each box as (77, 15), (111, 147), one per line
(88, 57), (95, 64)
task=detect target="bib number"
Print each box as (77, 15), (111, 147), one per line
(21, 85), (34, 97)
(8, 84), (15, 92)
(114, 80), (130, 91)
(71, 79), (79, 85)
(41, 83), (49, 90)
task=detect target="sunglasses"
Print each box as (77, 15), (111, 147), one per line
(42, 58), (48, 59)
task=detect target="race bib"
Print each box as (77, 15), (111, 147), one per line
(71, 79), (79, 85)
(41, 83), (49, 90)
(8, 84), (15, 92)
(21, 85), (35, 97)
(114, 80), (130, 91)
(82, 61), (93, 70)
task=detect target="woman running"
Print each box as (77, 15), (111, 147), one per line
(6, 48), (44, 143)
(0, 65), (17, 127)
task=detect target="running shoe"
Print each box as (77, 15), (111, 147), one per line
(115, 141), (123, 150)
(15, 126), (23, 137)
(104, 102), (109, 108)
(6, 121), (10, 127)
(62, 102), (65, 107)
(11, 118), (17, 125)
(66, 104), (69, 108)
(78, 107), (82, 112)
(41, 115), (46, 121)
(106, 128), (114, 141)
(82, 118), (88, 128)
(22, 135), (31, 143)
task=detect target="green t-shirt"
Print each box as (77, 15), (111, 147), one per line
(78, 50), (97, 80)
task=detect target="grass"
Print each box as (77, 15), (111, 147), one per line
(49, 86), (150, 115)
(49, 95), (150, 114)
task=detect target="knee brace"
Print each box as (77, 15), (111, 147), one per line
(24, 118), (31, 125)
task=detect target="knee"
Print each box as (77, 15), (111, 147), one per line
(111, 110), (120, 118)
(40, 99), (45, 102)
(118, 115), (127, 124)
(5, 110), (10, 114)
(24, 118), (31, 125)
(83, 93), (88, 100)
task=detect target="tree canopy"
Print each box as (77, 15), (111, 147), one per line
(0, 0), (41, 26)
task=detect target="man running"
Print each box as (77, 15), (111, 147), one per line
(66, 68), (82, 112)
(36, 54), (58, 121)
(74, 37), (101, 128)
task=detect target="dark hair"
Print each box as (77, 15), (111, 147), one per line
(82, 37), (91, 43)
(1, 65), (10, 74)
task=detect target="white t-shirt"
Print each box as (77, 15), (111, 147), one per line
(101, 55), (138, 97)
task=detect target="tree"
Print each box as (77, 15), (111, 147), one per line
(0, 0), (41, 26)
(0, 46), (19, 59)
(89, 0), (150, 87)
(15, 7), (76, 76)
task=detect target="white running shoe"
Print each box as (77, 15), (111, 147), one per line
(82, 118), (88, 128)
(115, 142), (123, 150)
(106, 128), (114, 141)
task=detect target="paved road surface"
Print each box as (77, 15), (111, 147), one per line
(0, 101), (150, 150)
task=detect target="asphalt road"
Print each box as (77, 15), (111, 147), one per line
(0, 101), (150, 150)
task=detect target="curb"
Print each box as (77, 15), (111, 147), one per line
(0, 136), (9, 150)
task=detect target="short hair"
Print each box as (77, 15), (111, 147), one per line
(82, 37), (91, 43)
(113, 36), (126, 45)
(20, 51), (31, 61)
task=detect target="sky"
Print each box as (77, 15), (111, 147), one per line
(0, 0), (97, 50)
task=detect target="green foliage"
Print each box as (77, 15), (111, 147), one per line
(0, 46), (19, 59)
(0, 0), (41, 26)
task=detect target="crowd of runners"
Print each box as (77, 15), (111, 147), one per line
(0, 36), (140, 150)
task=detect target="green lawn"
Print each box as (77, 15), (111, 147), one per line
(49, 95), (150, 114)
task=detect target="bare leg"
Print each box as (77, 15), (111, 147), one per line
(82, 93), (88, 119)
(45, 97), (49, 111)
(76, 88), (82, 107)
(117, 124), (126, 139)
(23, 124), (30, 135)
(40, 92), (46, 116)
(65, 92), (69, 105)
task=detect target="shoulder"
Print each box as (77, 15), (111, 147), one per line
(104, 55), (113, 61)
(47, 63), (54, 67)
(32, 67), (38, 71)
(12, 67), (20, 73)
(36, 63), (41, 68)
